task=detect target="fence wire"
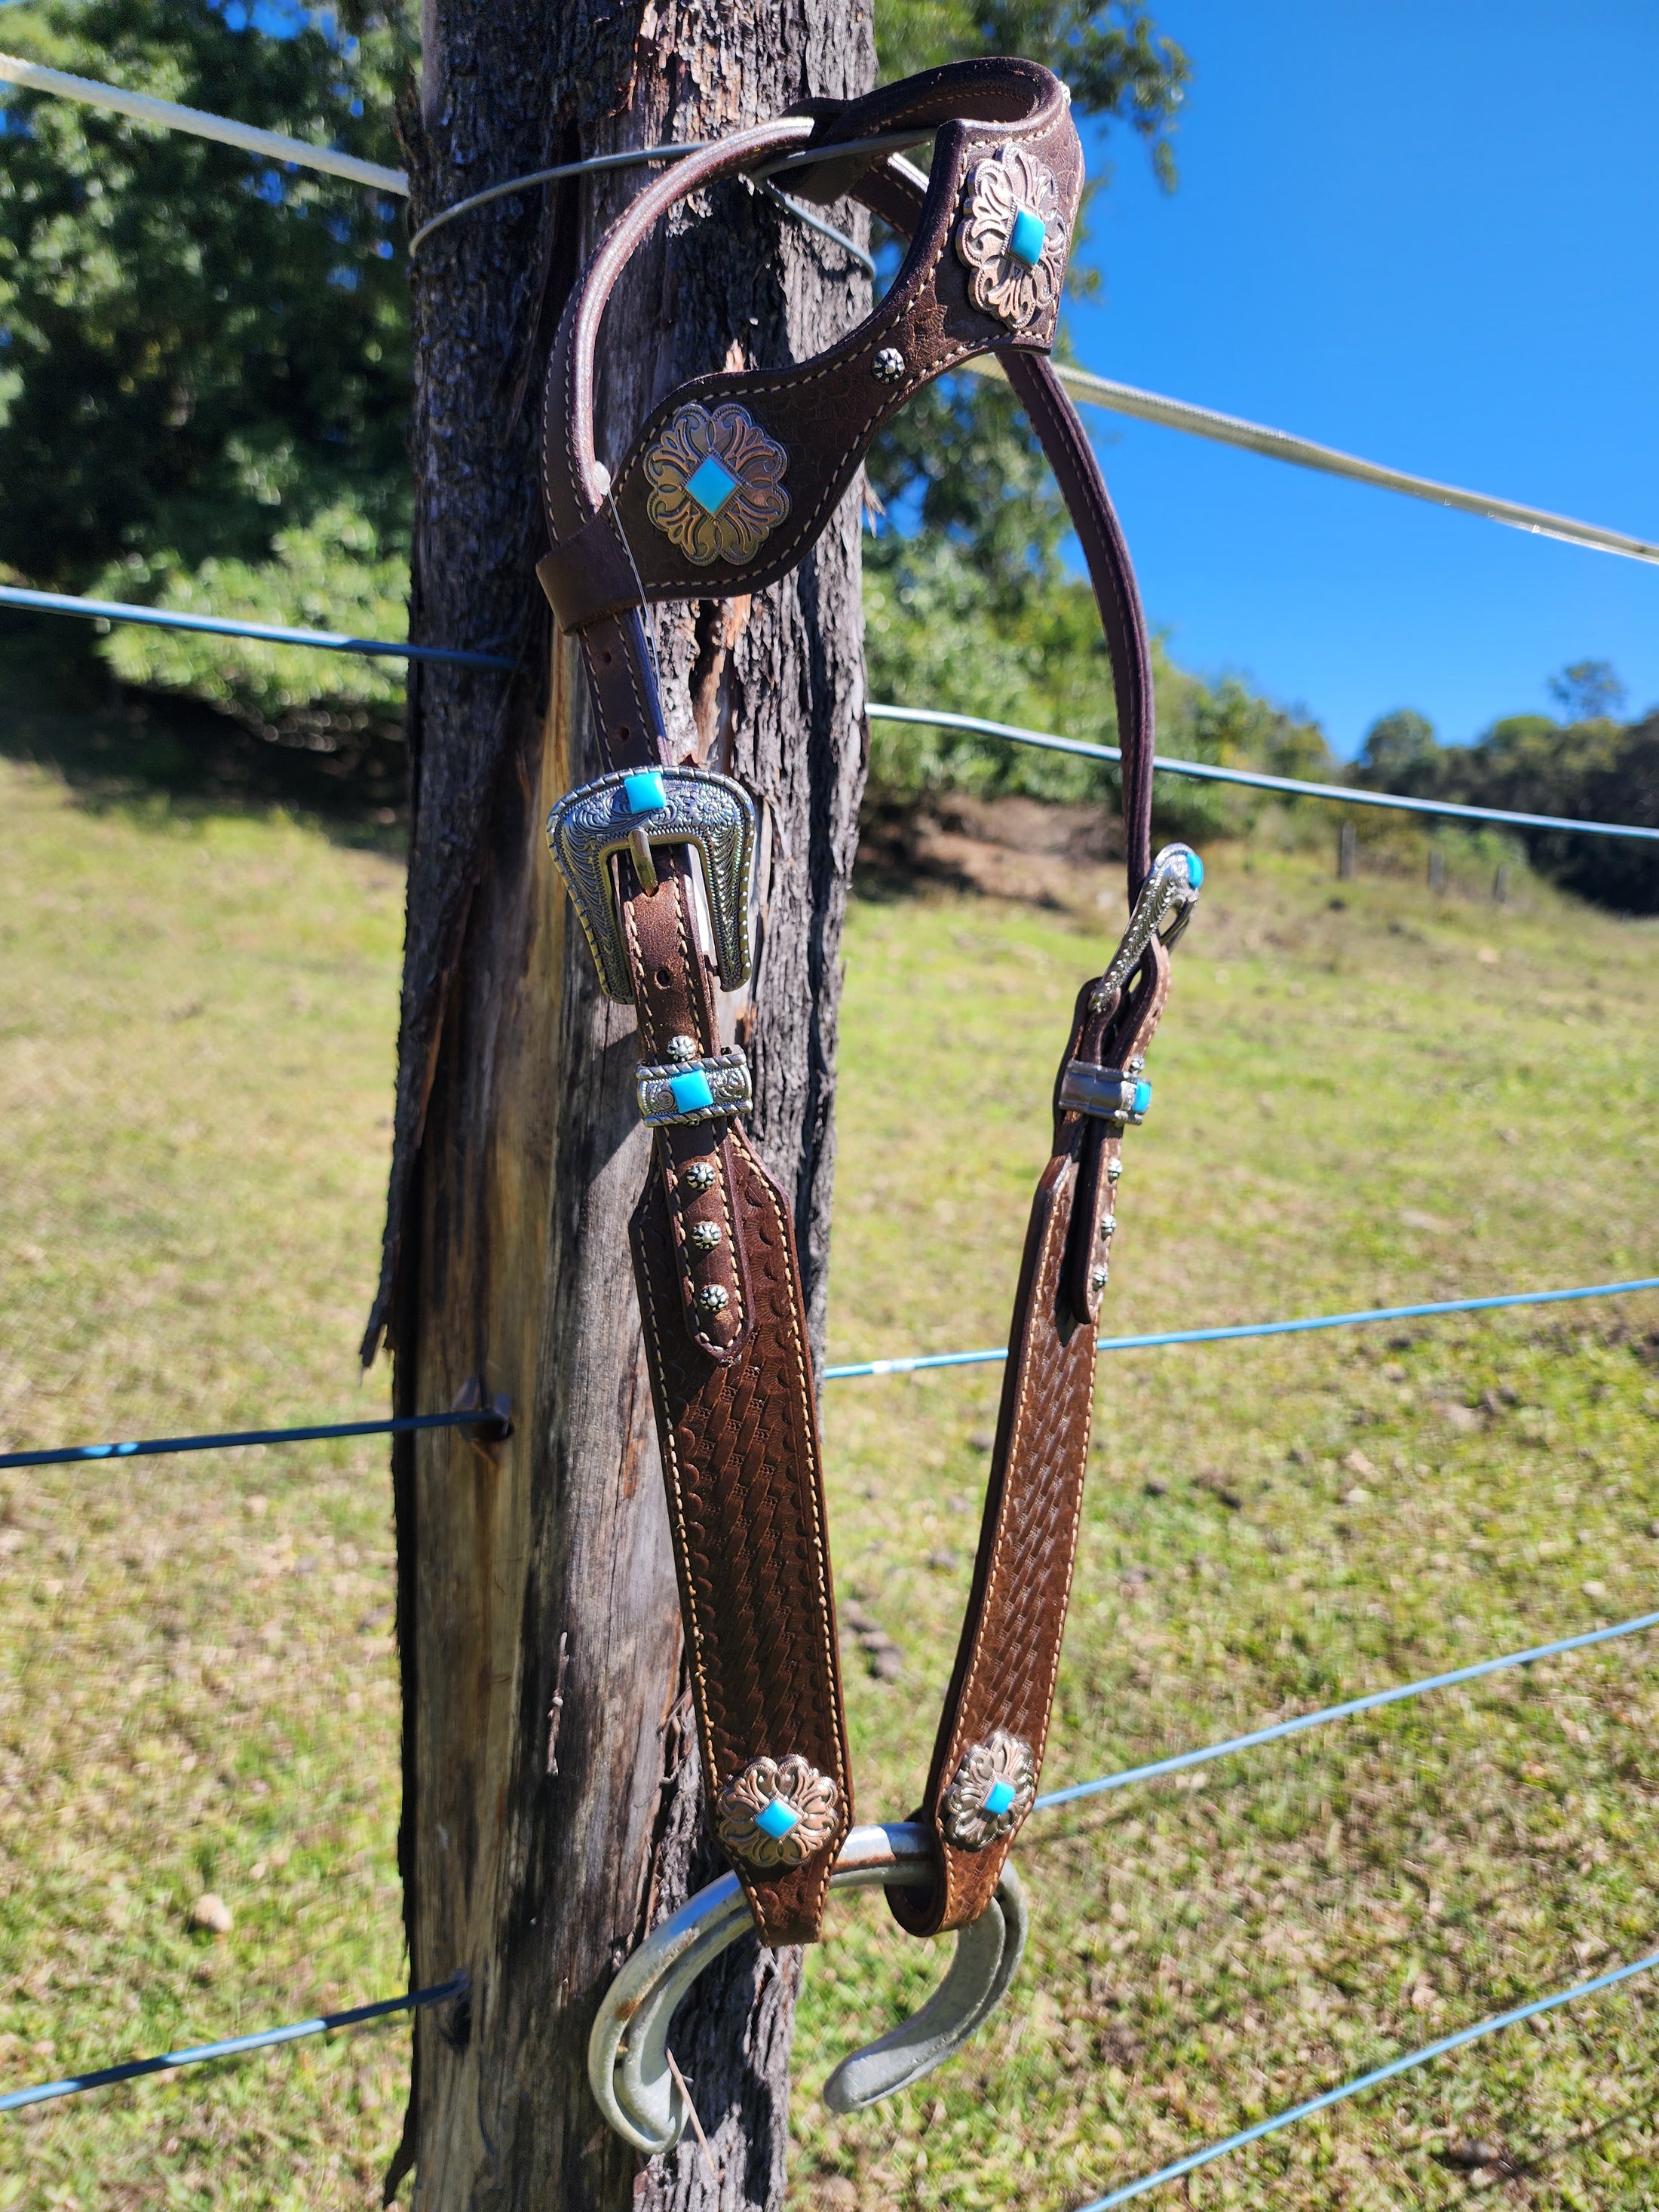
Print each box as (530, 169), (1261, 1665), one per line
(1079, 1947), (1659, 2208)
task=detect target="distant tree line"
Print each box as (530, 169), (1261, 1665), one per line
(1356, 662), (1659, 913)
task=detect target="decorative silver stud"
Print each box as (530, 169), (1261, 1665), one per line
(1105, 1158), (1124, 1184)
(1090, 1266), (1111, 1292)
(682, 1161), (717, 1194)
(872, 345), (905, 384)
(1127, 1054), (1146, 1075)
(1098, 1215), (1115, 1241)
(695, 1284), (729, 1315)
(666, 1034), (699, 1062)
(688, 1221), (724, 1253)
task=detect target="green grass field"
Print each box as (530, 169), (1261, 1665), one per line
(2, 756), (1657, 2208)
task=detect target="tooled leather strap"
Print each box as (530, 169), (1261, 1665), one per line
(539, 59), (1176, 1947)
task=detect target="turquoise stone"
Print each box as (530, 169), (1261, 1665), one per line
(984, 1778), (1017, 1818)
(754, 1796), (799, 1841)
(623, 769), (666, 815)
(1132, 1079), (1152, 1116)
(669, 1069), (715, 1115)
(685, 452), (740, 516)
(1187, 851), (1204, 888)
(1007, 205), (1047, 269)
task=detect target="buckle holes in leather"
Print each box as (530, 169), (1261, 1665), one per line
(655, 966), (675, 989)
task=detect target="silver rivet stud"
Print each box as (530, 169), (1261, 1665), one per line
(666, 1034), (698, 1062)
(688, 1221), (724, 1253)
(1105, 1158), (1123, 1184)
(1099, 1215), (1116, 1241)
(682, 1161), (717, 1194)
(872, 345), (905, 384)
(1090, 1266), (1110, 1292)
(1126, 1054), (1146, 1075)
(696, 1284), (730, 1315)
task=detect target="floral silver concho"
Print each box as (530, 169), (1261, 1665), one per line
(642, 400), (791, 566)
(715, 1753), (840, 1870)
(952, 145), (1069, 332)
(940, 1729), (1037, 1851)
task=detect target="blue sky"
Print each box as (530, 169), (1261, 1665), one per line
(1064, 2), (1659, 757)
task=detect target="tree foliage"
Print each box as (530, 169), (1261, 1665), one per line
(0, 0), (413, 596)
(1354, 679), (1659, 913)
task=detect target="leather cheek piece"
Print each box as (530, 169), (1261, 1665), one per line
(630, 1126), (852, 1948)
(888, 1140), (1098, 1940)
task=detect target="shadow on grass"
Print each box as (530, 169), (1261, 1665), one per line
(0, 630), (408, 856)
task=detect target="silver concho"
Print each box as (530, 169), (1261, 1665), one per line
(952, 144), (1069, 332)
(716, 1753), (841, 1870)
(642, 400), (790, 566)
(940, 1729), (1037, 1852)
(546, 765), (756, 1005)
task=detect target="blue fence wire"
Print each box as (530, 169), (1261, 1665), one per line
(6, 1278), (1649, 1470)
(0, 583), (513, 670)
(2, 583), (1657, 841)
(0, 1407), (508, 1472)
(1032, 1607), (1659, 1814)
(822, 1274), (1659, 1381)
(1078, 1947), (1659, 2208)
(867, 703), (1659, 843)
(0, 1976), (465, 2115)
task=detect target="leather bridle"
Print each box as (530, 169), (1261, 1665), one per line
(538, 50), (1201, 2065)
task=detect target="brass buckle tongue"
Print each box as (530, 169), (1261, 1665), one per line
(546, 765), (758, 1003)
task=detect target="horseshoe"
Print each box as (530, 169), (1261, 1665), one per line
(587, 1821), (1028, 2153)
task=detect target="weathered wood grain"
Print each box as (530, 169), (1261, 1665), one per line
(379, 4), (873, 2202)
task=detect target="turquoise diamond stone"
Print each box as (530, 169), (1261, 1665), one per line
(669, 1069), (715, 1115)
(1132, 1078), (1152, 1115)
(754, 1796), (799, 1841)
(1008, 205), (1047, 268)
(623, 769), (666, 815)
(685, 452), (740, 516)
(984, 1778), (1017, 1818)
(1186, 851), (1204, 888)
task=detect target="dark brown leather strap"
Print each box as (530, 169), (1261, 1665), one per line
(538, 58), (1185, 1949)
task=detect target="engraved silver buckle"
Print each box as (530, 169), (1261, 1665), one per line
(546, 765), (757, 1004)
(1090, 842), (1203, 1011)
(636, 1048), (752, 1127)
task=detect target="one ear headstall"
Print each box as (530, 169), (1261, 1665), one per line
(537, 55), (1201, 2122)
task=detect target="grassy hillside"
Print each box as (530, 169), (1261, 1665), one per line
(0, 759), (1656, 2207)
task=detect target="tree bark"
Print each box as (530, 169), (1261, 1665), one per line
(379, 3), (873, 2204)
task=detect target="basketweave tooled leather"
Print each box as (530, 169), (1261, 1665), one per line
(538, 57), (1176, 1949)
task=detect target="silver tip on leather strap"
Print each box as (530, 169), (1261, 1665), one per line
(1090, 841), (1204, 1011)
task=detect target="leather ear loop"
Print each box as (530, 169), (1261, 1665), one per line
(854, 152), (1155, 898)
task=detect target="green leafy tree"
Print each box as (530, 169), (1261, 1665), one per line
(0, 0), (412, 626)
(1547, 658), (1625, 724)
(1354, 707), (1442, 794)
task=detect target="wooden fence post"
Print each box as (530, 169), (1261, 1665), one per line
(370, 5), (873, 2201)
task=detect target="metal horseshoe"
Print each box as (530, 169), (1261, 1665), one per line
(587, 1821), (1028, 2152)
